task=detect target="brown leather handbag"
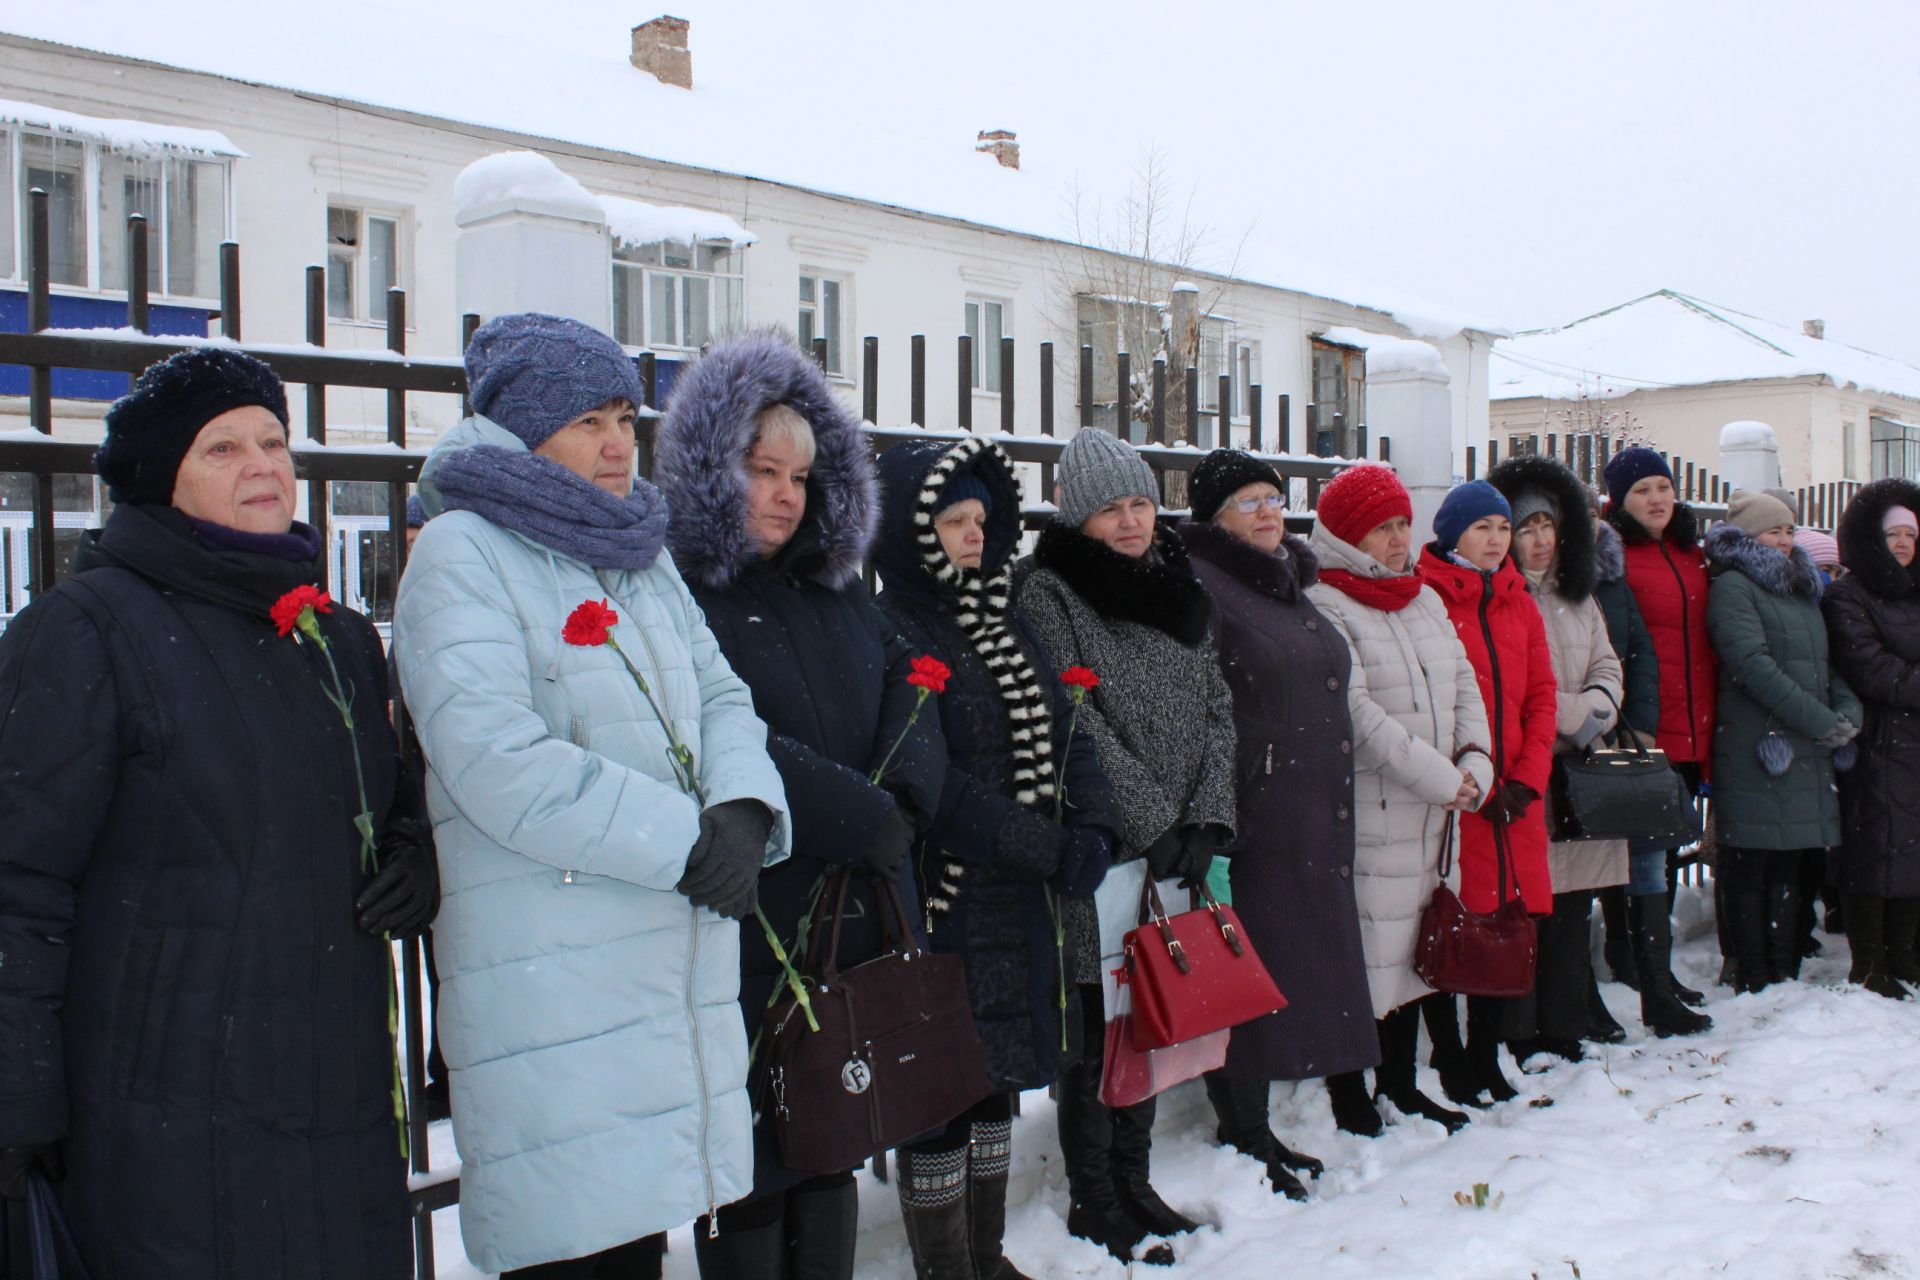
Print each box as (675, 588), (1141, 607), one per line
(1414, 756), (1538, 999)
(763, 870), (991, 1175)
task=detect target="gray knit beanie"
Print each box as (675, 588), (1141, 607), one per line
(1058, 428), (1157, 526)
(1510, 487), (1559, 530)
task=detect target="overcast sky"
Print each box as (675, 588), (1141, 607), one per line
(15, 0), (1918, 366)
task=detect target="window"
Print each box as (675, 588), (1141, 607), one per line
(966, 297), (1008, 392)
(1311, 339), (1366, 454)
(1872, 416), (1920, 481)
(610, 239), (743, 352)
(1232, 340), (1260, 421)
(798, 273), (844, 374)
(327, 204), (404, 324)
(1843, 419), (1859, 479)
(1196, 318), (1228, 412)
(4, 126), (231, 295)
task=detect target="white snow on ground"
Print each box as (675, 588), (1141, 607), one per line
(426, 887), (1920, 1276)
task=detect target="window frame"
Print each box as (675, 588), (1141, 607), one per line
(326, 201), (411, 327)
(1310, 338), (1367, 452)
(797, 271), (848, 376)
(609, 238), (745, 353)
(965, 295), (1010, 394)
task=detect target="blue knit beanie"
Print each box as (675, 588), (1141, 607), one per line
(1432, 480), (1512, 553)
(464, 313), (644, 450)
(406, 494), (427, 528)
(936, 469), (994, 516)
(1603, 446), (1674, 512)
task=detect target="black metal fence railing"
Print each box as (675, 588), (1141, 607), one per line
(1476, 430), (1734, 522)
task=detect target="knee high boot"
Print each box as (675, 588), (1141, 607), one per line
(1325, 1069), (1383, 1137)
(1200, 1069), (1310, 1200)
(1376, 1001), (1469, 1133)
(1764, 872), (1804, 985)
(1466, 996), (1523, 1096)
(786, 1179), (858, 1280)
(1598, 885), (1638, 989)
(1628, 891), (1712, 1036)
(1842, 892), (1907, 999)
(895, 1142), (973, 1280)
(1885, 898), (1920, 988)
(967, 1116), (1033, 1280)
(695, 1207), (787, 1279)
(1419, 993), (1481, 1108)
(1054, 1006), (1167, 1266)
(1110, 1096), (1199, 1237)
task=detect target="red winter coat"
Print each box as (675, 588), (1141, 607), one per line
(1613, 514), (1717, 770)
(1418, 548), (1558, 914)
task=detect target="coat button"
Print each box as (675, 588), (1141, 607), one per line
(1304, 618), (1319, 631)
(1326, 676), (1341, 692)
(1339, 865), (1352, 879)
(1339, 739), (1352, 755)
(1336, 805), (1351, 821)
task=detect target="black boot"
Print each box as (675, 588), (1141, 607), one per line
(694, 1211), (786, 1279)
(1421, 993), (1484, 1109)
(1599, 886), (1639, 989)
(1056, 1040), (1170, 1266)
(1465, 998), (1522, 1100)
(1845, 893), (1911, 1000)
(1201, 1070), (1310, 1201)
(1883, 898), (1920, 989)
(1629, 892), (1713, 1036)
(786, 1179), (858, 1280)
(1376, 1003), (1469, 1133)
(1326, 1070), (1383, 1137)
(1585, 968), (1627, 1044)
(1721, 874), (1772, 994)
(1110, 1097), (1200, 1236)
(896, 1144), (973, 1280)
(1764, 877), (1804, 985)
(967, 1116), (1033, 1280)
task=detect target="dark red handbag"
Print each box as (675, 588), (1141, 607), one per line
(1123, 877), (1287, 1052)
(1413, 790), (1538, 999)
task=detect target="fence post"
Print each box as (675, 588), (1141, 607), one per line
(386, 289), (409, 617)
(957, 335), (972, 432)
(1079, 345), (1094, 429)
(1277, 393), (1291, 454)
(638, 352), (657, 411)
(127, 213), (150, 333)
(862, 336), (879, 423)
(1466, 445), (1477, 480)
(1379, 436), (1391, 462)
(1150, 358), (1166, 445)
(910, 335), (926, 427)
(1039, 341), (1055, 437)
(1488, 438), (1500, 470)
(1116, 351), (1131, 440)
(1000, 335), (1015, 435)
(304, 266), (330, 574)
(1249, 385), (1263, 452)
(27, 189), (54, 597)
(1217, 373), (1232, 450)
(1184, 366), (1199, 448)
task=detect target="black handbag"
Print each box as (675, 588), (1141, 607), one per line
(762, 870), (992, 1175)
(1548, 687), (1702, 846)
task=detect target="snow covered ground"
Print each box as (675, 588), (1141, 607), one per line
(430, 889), (1920, 1277)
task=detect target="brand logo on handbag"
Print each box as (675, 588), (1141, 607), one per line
(840, 1058), (872, 1094)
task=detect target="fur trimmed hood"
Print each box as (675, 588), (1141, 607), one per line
(1608, 498), (1699, 552)
(1705, 522), (1822, 599)
(1488, 454), (1595, 603)
(654, 330), (878, 590)
(1032, 521), (1212, 646)
(1177, 519), (1318, 604)
(1836, 477), (1920, 601)
(1593, 520), (1627, 585)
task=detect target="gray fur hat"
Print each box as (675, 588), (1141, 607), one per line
(1057, 428), (1157, 526)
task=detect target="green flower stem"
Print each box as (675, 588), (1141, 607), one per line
(1042, 688), (1087, 1053)
(756, 906), (819, 1032)
(606, 635), (706, 807)
(869, 688), (931, 785)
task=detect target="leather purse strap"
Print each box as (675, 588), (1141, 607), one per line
(1445, 743), (1517, 906)
(810, 868), (925, 983)
(1578, 683), (1647, 758)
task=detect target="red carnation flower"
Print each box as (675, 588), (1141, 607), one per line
(906, 654), (951, 695)
(1060, 666), (1100, 691)
(562, 598), (620, 647)
(270, 585), (333, 638)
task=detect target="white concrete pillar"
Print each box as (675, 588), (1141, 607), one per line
(1366, 364), (1455, 541)
(1718, 420), (1782, 493)
(453, 153), (612, 332)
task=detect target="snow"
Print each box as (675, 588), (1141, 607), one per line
(452, 151), (602, 223)
(598, 194), (756, 250)
(1720, 420), (1780, 450)
(1319, 326), (1452, 382)
(422, 885), (1919, 1278)
(1492, 291), (1920, 405)
(0, 94), (244, 157)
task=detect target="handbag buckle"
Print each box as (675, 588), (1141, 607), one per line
(772, 1066), (788, 1120)
(1166, 937), (1190, 975)
(1219, 920), (1244, 957)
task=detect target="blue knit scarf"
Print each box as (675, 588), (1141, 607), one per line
(431, 444), (669, 571)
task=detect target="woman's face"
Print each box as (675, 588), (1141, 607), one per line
(935, 498), (987, 570)
(1513, 512), (1557, 572)
(1082, 494), (1157, 558)
(745, 433), (811, 557)
(1214, 481), (1285, 553)
(1356, 516), (1412, 571)
(1623, 475), (1675, 535)
(1755, 523), (1797, 554)
(170, 406), (297, 534)
(533, 398), (637, 498)
(1454, 515), (1513, 571)
(1888, 523), (1918, 567)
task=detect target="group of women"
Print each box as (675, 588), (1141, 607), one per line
(3, 320), (1916, 1280)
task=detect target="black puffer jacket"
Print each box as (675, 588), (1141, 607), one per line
(1823, 479), (1920, 896)
(875, 438), (1121, 1091)
(0, 504), (416, 1279)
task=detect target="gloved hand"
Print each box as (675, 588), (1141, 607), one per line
(1490, 781), (1538, 826)
(1816, 718), (1859, 750)
(678, 799), (773, 920)
(1142, 826), (1185, 879)
(1172, 824), (1227, 889)
(0, 1143), (62, 1199)
(1568, 708), (1610, 750)
(1054, 826), (1113, 898)
(356, 816), (440, 938)
(862, 806), (915, 879)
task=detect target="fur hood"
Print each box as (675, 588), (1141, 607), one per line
(654, 330), (878, 590)
(1488, 454), (1595, 603)
(1177, 519), (1318, 604)
(1593, 521), (1627, 585)
(1836, 477), (1920, 601)
(1608, 499), (1699, 552)
(1705, 522), (1822, 599)
(1032, 521), (1212, 646)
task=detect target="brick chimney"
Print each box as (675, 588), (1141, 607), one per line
(631, 16), (691, 89)
(976, 129), (1019, 170)
(1802, 319), (1825, 340)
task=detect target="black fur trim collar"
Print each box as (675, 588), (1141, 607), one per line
(1836, 477), (1920, 601)
(1704, 523), (1822, 598)
(1609, 501), (1699, 552)
(1034, 521), (1213, 646)
(1178, 519), (1318, 604)
(1489, 455), (1596, 603)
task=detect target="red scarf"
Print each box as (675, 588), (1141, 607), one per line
(1318, 567), (1423, 612)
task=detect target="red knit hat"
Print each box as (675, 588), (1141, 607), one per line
(1316, 464), (1412, 547)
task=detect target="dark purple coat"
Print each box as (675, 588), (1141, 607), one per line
(1180, 521), (1379, 1080)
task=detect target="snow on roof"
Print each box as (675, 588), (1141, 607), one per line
(598, 195), (756, 249)
(1491, 290), (1920, 404)
(453, 151), (602, 223)
(0, 2), (1495, 340)
(0, 94), (244, 158)
(1317, 325), (1450, 382)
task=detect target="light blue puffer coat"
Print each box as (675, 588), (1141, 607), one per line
(393, 417), (790, 1274)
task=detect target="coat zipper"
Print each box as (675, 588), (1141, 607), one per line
(1477, 570), (1510, 900)
(1657, 542), (1700, 759)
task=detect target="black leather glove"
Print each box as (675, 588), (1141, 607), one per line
(678, 800), (773, 921)
(1491, 781), (1538, 827)
(1142, 826), (1185, 879)
(1054, 826), (1113, 898)
(1172, 824), (1226, 888)
(356, 816), (440, 938)
(862, 806), (915, 878)
(0, 1143), (62, 1199)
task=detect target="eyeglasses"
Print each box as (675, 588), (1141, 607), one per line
(1228, 494), (1286, 514)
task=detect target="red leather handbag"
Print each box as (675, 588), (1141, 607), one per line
(1413, 800), (1538, 999)
(1122, 877), (1287, 1052)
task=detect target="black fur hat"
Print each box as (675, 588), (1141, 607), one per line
(1488, 454), (1597, 602)
(1188, 448), (1283, 523)
(94, 347), (290, 506)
